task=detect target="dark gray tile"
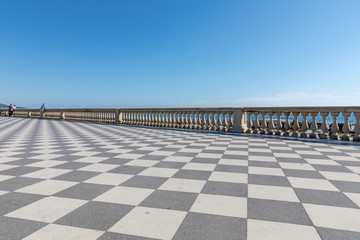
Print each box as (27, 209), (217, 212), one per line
(53, 170), (101, 182)
(173, 169), (212, 180)
(317, 227), (360, 240)
(283, 169), (325, 179)
(6, 159), (42, 166)
(173, 152), (198, 157)
(276, 157), (307, 163)
(0, 177), (43, 191)
(312, 164), (352, 173)
(0, 192), (44, 215)
(248, 174), (291, 187)
(214, 165), (248, 173)
(140, 190), (197, 211)
(98, 232), (158, 240)
(138, 155), (168, 161)
(248, 152), (274, 157)
(173, 212), (246, 240)
(249, 161), (280, 168)
(190, 157), (219, 164)
(294, 188), (359, 208)
(201, 181), (247, 197)
(55, 201), (133, 231)
(222, 154), (248, 160)
(153, 161), (186, 169)
(53, 162), (91, 170)
(121, 175), (167, 189)
(52, 155), (84, 161)
(0, 216), (46, 240)
(0, 166), (42, 176)
(55, 183), (113, 200)
(109, 166), (147, 174)
(248, 198), (313, 225)
(100, 158), (132, 165)
(330, 180), (360, 193)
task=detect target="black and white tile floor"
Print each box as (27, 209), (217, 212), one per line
(1, 117), (360, 240)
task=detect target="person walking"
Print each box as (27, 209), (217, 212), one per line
(40, 103), (46, 119)
(8, 104), (13, 117)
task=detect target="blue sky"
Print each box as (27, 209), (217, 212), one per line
(1, 0), (360, 108)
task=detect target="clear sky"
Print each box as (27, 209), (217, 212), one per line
(1, 0), (360, 108)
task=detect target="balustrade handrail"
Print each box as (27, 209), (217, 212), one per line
(2, 106), (360, 142)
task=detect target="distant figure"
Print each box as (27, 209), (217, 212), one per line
(8, 104), (13, 117)
(40, 103), (46, 119)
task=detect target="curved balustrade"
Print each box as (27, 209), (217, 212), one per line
(2, 106), (360, 142)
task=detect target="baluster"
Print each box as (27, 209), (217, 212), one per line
(218, 112), (223, 131)
(292, 112), (300, 137)
(320, 112), (329, 139)
(330, 112), (340, 140)
(283, 112), (292, 136)
(353, 112), (360, 141)
(275, 112), (283, 136)
(184, 112), (189, 129)
(300, 112), (310, 138)
(268, 112), (275, 135)
(209, 112), (215, 131)
(341, 112), (351, 141)
(309, 112), (319, 138)
(253, 112), (261, 134)
(224, 112), (229, 132)
(205, 112), (211, 130)
(260, 113), (268, 134)
(246, 113), (253, 133)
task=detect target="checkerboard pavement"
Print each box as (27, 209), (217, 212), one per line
(1, 117), (360, 240)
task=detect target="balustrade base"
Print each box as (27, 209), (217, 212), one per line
(300, 133), (309, 138)
(275, 131), (283, 136)
(330, 134), (340, 140)
(309, 133), (319, 139)
(341, 135), (350, 141)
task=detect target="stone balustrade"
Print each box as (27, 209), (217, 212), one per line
(1, 106), (360, 142)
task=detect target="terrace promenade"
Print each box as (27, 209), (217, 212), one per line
(1, 116), (360, 239)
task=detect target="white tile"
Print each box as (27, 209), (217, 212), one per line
(248, 184), (299, 202)
(224, 150), (248, 156)
(71, 151), (99, 157)
(249, 148), (272, 153)
(190, 194), (247, 218)
(0, 164), (16, 171)
(163, 156), (193, 163)
(179, 148), (202, 153)
(182, 162), (216, 171)
(0, 190), (9, 196)
(16, 180), (77, 195)
(247, 219), (321, 240)
(159, 178), (206, 193)
(279, 162), (315, 171)
(94, 186), (154, 205)
(0, 174), (15, 182)
(346, 166), (360, 174)
(209, 171), (248, 183)
(29, 154), (63, 160)
(248, 156), (277, 162)
(314, 148), (341, 152)
(327, 155), (359, 162)
(295, 150), (323, 155)
(320, 171), (360, 182)
(74, 156), (108, 163)
(23, 224), (104, 240)
(344, 192), (360, 208)
(138, 167), (178, 178)
(22, 168), (71, 179)
(303, 203), (360, 232)
(109, 206), (186, 240)
(0, 157), (20, 164)
(78, 163), (118, 172)
(288, 177), (339, 191)
(85, 173), (133, 185)
(249, 166), (285, 176)
(115, 153), (145, 159)
(125, 160), (159, 167)
(218, 159), (248, 166)
(149, 151), (174, 156)
(107, 148), (133, 154)
(305, 158), (340, 166)
(6, 196), (87, 223)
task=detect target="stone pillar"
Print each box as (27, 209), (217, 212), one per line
(268, 113), (275, 135)
(28, 111), (32, 118)
(309, 112), (319, 138)
(300, 112), (309, 138)
(353, 112), (360, 141)
(283, 112), (292, 136)
(341, 112), (351, 141)
(275, 112), (283, 136)
(60, 111), (66, 121)
(292, 112), (300, 137)
(260, 113), (268, 134)
(232, 109), (247, 133)
(320, 112), (329, 139)
(330, 112), (340, 140)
